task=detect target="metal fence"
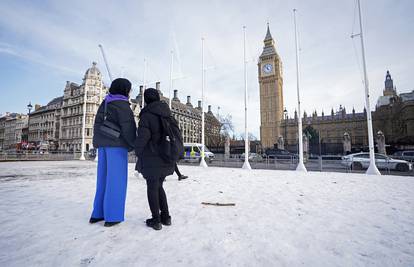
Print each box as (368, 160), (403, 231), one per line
(1, 151), (412, 176)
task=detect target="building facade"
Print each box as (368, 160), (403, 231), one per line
(2, 63), (220, 153)
(279, 71), (414, 154)
(135, 83), (221, 147)
(258, 25), (284, 149)
(28, 97), (63, 150)
(2, 113), (28, 150)
(59, 62), (107, 152)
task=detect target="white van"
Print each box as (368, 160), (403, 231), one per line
(183, 143), (215, 163)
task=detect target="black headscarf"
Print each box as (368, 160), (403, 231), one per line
(144, 88), (160, 104)
(109, 78), (132, 97)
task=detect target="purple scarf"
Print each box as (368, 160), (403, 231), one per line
(105, 94), (129, 104)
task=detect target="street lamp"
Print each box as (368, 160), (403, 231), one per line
(284, 108), (288, 148)
(27, 102), (32, 149)
(79, 86), (88, 160)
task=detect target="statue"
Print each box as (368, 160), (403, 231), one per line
(376, 131), (386, 155)
(343, 132), (351, 155)
(303, 134), (309, 161)
(224, 135), (230, 160)
(277, 136), (284, 150)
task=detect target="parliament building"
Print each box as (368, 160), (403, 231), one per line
(258, 26), (414, 155)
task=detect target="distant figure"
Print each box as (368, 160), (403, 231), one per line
(90, 78), (137, 227)
(175, 163), (188, 181)
(343, 132), (352, 155)
(135, 88), (183, 230)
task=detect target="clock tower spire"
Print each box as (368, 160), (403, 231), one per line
(258, 24), (284, 149)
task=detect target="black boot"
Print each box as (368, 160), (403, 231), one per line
(146, 218), (162, 230)
(104, 221), (121, 227)
(89, 217), (104, 224)
(161, 213), (172, 226)
(178, 175), (188, 181)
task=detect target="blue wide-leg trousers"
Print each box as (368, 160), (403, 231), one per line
(91, 147), (128, 222)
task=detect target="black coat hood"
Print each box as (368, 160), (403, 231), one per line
(135, 100), (175, 178)
(140, 101), (171, 118)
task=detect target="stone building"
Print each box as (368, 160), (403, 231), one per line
(1, 113), (28, 150)
(3, 62), (219, 153)
(28, 96), (63, 150)
(59, 62), (107, 152)
(256, 23), (414, 154)
(281, 107), (369, 154)
(135, 83), (221, 147)
(279, 71), (414, 154)
(258, 24), (284, 149)
(0, 114), (7, 151)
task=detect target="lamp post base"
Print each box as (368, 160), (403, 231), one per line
(242, 160), (252, 170)
(366, 162), (381, 175)
(296, 161), (307, 172)
(200, 158), (208, 168)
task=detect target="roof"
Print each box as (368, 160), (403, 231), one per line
(400, 90), (414, 102)
(260, 24), (277, 57)
(264, 24), (273, 41)
(47, 96), (63, 106)
(84, 62), (101, 77)
(260, 46), (277, 57)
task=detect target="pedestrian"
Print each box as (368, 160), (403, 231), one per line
(135, 88), (182, 230)
(90, 78), (137, 227)
(175, 163), (188, 181)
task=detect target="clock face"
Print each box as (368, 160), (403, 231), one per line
(263, 63), (273, 74)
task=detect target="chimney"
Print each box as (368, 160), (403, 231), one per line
(173, 90), (180, 102)
(139, 85), (143, 95)
(156, 82), (161, 94)
(208, 105), (212, 113)
(197, 100), (202, 110)
(186, 96), (193, 107)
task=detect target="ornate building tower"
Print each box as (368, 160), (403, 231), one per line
(60, 62), (107, 152)
(258, 25), (284, 149)
(383, 70), (397, 96)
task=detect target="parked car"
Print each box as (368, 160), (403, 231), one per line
(264, 149), (297, 160)
(183, 143), (215, 163)
(392, 151), (414, 163)
(341, 152), (412, 172)
(240, 153), (264, 162)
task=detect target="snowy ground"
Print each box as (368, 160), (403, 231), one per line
(0, 161), (413, 267)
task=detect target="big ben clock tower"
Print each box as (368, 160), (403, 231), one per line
(258, 24), (284, 149)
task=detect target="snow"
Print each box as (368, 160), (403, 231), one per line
(0, 161), (413, 266)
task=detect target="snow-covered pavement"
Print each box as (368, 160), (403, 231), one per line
(0, 161), (413, 266)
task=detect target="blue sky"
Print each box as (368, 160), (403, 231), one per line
(0, 0), (413, 137)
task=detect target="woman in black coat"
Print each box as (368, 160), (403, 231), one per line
(90, 78), (136, 227)
(135, 88), (175, 230)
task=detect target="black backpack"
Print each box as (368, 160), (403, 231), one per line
(157, 116), (184, 163)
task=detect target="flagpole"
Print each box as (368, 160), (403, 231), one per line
(293, 9), (307, 172)
(169, 50), (174, 109)
(356, 0), (380, 175)
(242, 26), (251, 170)
(141, 59), (147, 108)
(200, 37), (208, 168)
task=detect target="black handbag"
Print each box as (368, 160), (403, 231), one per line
(99, 102), (121, 138)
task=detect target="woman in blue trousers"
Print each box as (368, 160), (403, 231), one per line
(90, 78), (136, 227)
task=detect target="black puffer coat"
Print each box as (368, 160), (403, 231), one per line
(135, 101), (175, 178)
(93, 100), (137, 151)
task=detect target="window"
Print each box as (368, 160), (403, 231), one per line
(354, 154), (369, 159)
(375, 154), (387, 160)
